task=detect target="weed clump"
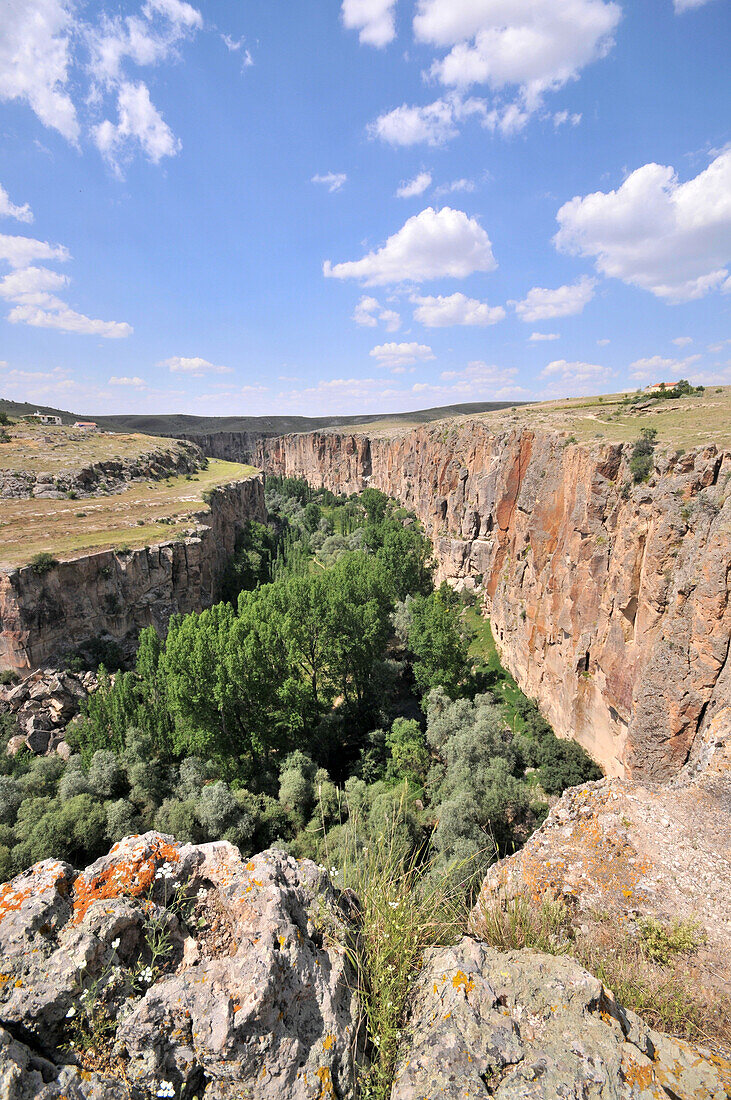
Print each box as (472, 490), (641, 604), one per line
(28, 551), (58, 574)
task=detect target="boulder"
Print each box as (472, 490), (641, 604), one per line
(390, 938), (731, 1099)
(0, 834), (359, 1100)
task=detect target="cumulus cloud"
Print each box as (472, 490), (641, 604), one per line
(324, 206), (497, 286)
(164, 358), (228, 377)
(93, 81), (180, 172)
(411, 292), (505, 327)
(109, 375), (147, 387)
(370, 341), (435, 367)
(413, 0), (620, 128)
(369, 93), (487, 146)
(553, 150), (731, 302)
(628, 354), (701, 381)
(353, 296), (401, 330)
(0, 185), (34, 224)
(396, 171), (432, 198)
(312, 172), (347, 193)
(0, 234), (69, 269)
(529, 331), (560, 341)
(0, 253), (132, 338)
(0, 0), (202, 168)
(0, 0), (79, 142)
(421, 360), (530, 401)
(512, 276), (596, 322)
(540, 359), (614, 391)
(342, 0), (398, 47)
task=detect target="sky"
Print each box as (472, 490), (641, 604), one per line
(0, 0), (729, 417)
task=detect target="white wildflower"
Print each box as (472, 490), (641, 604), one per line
(111, 938), (120, 951)
(139, 966), (154, 985)
(66, 1006), (76, 1018)
(156, 1082), (175, 1098)
(197, 888), (208, 901)
(388, 901), (399, 909)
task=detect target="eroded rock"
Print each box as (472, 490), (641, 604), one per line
(0, 833), (358, 1099)
(390, 938), (731, 1099)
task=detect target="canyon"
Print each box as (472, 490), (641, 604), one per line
(251, 420), (730, 783)
(0, 474), (265, 671)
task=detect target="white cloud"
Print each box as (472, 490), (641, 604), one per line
(674, 0), (718, 11)
(529, 331), (560, 342)
(553, 110), (582, 128)
(0, 185), (33, 224)
(353, 296), (401, 330)
(370, 341), (435, 367)
(413, 0), (621, 129)
(0, 0), (79, 142)
(628, 354), (701, 381)
(434, 178), (476, 196)
(109, 375), (147, 387)
(0, 250), (132, 338)
(312, 172), (348, 193)
(597, 338), (610, 346)
(342, 0), (398, 47)
(672, 336), (693, 346)
(0, 237), (69, 269)
(512, 276), (596, 322)
(87, 1), (202, 87)
(554, 150), (731, 302)
(540, 358), (614, 393)
(162, 356), (233, 375)
(369, 93), (487, 146)
(396, 171), (432, 198)
(421, 360), (529, 401)
(7, 303), (132, 338)
(93, 81), (180, 171)
(324, 206), (497, 286)
(411, 292), (505, 327)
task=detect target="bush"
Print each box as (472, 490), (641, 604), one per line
(630, 428), (657, 483)
(28, 552), (58, 575)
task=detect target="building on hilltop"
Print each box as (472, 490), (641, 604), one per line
(22, 411), (62, 426)
(645, 381), (681, 393)
(73, 420), (98, 431)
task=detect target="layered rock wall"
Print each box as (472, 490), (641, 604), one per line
(0, 475), (265, 671)
(256, 423), (731, 782)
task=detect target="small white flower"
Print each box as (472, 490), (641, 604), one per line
(111, 938), (120, 951)
(156, 1082), (175, 1098)
(66, 1007), (76, 1018)
(139, 966), (154, 985)
(388, 901), (399, 909)
(197, 888), (208, 900)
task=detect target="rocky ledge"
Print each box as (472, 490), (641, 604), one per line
(1, 833), (729, 1099)
(0, 668), (97, 756)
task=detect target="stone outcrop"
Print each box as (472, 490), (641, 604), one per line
(0, 668), (97, 756)
(0, 834), (358, 1099)
(255, 423), (731, 782)
(475, 767), (731, 1007)
(0, 475), (265, 672)
(391, 938), (731, 1100)
(1, 835), (729, 1100)
(0, 438), (203, 499)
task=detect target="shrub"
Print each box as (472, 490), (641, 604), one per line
(629, 428), (657, 483)
(28, 552), (58, 575)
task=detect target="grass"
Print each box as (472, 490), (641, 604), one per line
(0, 459), (259, 568)
(0, 419), (196, 477)
(463, 605), (529, 731)
(474, 892), (731, 1056)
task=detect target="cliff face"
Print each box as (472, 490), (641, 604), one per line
(257, 424), (731, 782)
(0, 475), (265, 671)
(176, 431), (267, 465)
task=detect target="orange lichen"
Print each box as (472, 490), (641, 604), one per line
(70, 839), (181, 925)
(316, 1066), (334, 1098)
(452, 971), (475, 993)
(323, 1033), (336, 1051)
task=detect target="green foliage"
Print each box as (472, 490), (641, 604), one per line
(385, 718), (429, 786)
(638, 917), (705, 964)
(28, 551), (58, 574)
(630, 427), (658, 483)
(400, 587), (468, 697)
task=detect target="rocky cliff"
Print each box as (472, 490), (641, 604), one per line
(0, 475), (265, 672)
(255, 423), (730, 783)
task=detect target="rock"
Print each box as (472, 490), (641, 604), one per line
(390, 938), (731, 1100)
(474, 772), (731, 1011)
(257, 424), (730, 782)
(0, 1025), (127, 1100)
(0, 834), (358, 1099)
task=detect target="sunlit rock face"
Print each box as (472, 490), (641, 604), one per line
(257, 423), (731, 782)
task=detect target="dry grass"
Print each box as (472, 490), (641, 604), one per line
(473, 892), (731, 1057)
(0, 459), (258, 567)
(0, 420), (193, 476)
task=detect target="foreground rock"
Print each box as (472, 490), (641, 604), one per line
(476, 769), (731, 1008)
(0, 833), (358, 1099)
(391, 938), (731, 1099)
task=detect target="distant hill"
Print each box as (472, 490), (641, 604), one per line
(0, 399), (526, 437)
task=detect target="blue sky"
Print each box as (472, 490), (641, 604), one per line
(0, 0), (729, 416)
